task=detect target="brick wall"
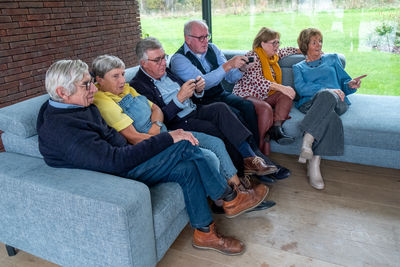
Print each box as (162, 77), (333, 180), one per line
(0, 0), (142, 152)
(0, 0), (142, 108)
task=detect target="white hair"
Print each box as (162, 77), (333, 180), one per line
(45, 59), (88, 102)
(184, 20), (208, 36)
(91, 54), (125, 79)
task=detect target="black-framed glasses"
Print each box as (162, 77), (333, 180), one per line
(147, 54), (167, 65)
(267, 40), (281, 47)
(84, 77), (95, 91)
(189, 34), (211, 42)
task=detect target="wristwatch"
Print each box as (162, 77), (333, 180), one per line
(152, 121), (163, 128)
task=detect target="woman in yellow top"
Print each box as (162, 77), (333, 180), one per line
(92, 55), (271, 205)
(233, 27), (301, 148)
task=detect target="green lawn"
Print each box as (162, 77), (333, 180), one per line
(141, 8), (400, 96)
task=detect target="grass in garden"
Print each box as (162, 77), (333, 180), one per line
(141, 8), (400, 96)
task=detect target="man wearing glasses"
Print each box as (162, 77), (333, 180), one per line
(130, 37), (279, 179)
(170, 19), (291, 181)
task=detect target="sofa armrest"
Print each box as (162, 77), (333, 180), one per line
(0, 152), (157, 267)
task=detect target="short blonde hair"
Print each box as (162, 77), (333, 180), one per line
(297, 28), (323, 55)
(252, 27), (280, 50)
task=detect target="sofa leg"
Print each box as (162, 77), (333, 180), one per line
(5, 244), (17, 256)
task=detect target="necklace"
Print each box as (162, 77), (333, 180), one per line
(305, 57), (322, 68)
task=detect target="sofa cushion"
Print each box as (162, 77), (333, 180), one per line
(2, 132), (41, 158)
(272, 94), (400, 168)
(0, 94), (49, 138)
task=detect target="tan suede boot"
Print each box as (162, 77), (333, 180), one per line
(307, 155), (325, 190)
(299, 132), (314, 163)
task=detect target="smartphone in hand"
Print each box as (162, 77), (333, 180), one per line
(247, 56), (254, 64)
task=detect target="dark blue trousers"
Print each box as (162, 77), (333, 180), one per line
(127, 141), (227, 228)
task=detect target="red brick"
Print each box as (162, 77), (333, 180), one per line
(0, 47), (25, 57)
(64, 1), (83, 7)
(19, 20), (44, 28)
(0, 63), (7, 71)
(18, 77), (34, 88)
(10, 15), (27, 22)
(21, 80), (42, 91)
(0, 16), (12, 23)
(28, 8), (52, 14)
(1, 9), (29, 15)
(27, 31), (51, 40)
(12, 51), (40, 61)
(19, 2), (44, 8)
(0, 67), (22, 78)
(27, 14), (50, 20)
(32, 26), (55, 33)
(4, 71), (32, 83)
(6, 27), (33, 35)
(50, 13), (70, 19)
(7, 59), (33, 69)
(51, 7), (72, 13)
(44, 2), (65, 8)
(1, 22), (20, 29)
(0, 56), (12, 64)
(1, 81), (19, 91)
(0, 2), (18, 8)
(6, 91), (27, 102)
(1, 34), (28, 43)
(10, 39), (35, 49)
(22, 61), (50, 71)
(32, 55), (55, 64)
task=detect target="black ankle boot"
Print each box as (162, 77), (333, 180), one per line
(268, 126), (295, 145)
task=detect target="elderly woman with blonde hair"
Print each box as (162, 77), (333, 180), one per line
(293, 28), (363, 190)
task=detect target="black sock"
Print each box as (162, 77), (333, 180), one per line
(221, 184), (237, 202)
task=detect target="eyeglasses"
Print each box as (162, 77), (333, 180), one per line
(267, 40), (281, 47)
(189, 34), (211, 42)
(84, 77), (95, 91)
(147, 54), (167, 65)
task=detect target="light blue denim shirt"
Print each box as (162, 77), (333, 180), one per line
(48, 99), (83, 109)
(140, 67), (197, 118)
(170, 43), (243, 90)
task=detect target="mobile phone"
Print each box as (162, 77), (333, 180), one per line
(354, 74), (367, 80)
(247, 56), (254, 64)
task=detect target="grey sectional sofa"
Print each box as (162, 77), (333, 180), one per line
(223, 51), (400, 169)
(0, 95), (188, 266)
(0, 51), (399, 267)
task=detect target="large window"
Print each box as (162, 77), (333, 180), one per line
(140, 0), (400, 96)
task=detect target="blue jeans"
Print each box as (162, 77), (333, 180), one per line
(127, 141), (227, 228)
(118, 93), (236, 180)
(192, 131), (237, 180)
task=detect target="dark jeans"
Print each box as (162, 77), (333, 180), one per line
(298, 89), (349, 156)
(193, 90), (260, 145)
(127, 141), (227, 228)
(168, 102), (253, 176)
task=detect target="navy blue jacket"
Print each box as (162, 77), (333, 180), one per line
(37, 101), (173, 176)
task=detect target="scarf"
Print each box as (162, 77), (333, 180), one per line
(254, 46), (282, 95)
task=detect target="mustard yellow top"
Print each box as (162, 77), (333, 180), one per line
(93, 83), (153, 132)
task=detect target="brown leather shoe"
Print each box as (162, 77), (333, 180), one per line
(244, 156), (277, 176)
(193, 222), (245, 255)
(223, 183), (269, 218)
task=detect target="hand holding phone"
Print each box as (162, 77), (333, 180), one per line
(354, 74), (367, 81)
(247, 56), (254, 64)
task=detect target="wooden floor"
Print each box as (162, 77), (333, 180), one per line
(1, 153), (399, 267)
